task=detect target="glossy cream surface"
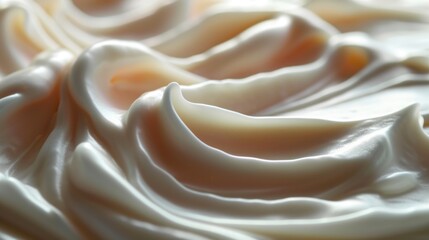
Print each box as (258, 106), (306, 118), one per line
(1, 0), (429, 239)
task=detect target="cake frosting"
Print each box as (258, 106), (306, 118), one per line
(1, 0), (429, 239)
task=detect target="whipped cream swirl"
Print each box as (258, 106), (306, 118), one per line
(1, 0), (429, 239)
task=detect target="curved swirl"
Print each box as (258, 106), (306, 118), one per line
(1, 0), (429, 239)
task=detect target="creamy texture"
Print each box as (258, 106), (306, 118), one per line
(1, 0), (429, 239)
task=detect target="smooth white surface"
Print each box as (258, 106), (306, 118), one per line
(1, 0), (429, 239)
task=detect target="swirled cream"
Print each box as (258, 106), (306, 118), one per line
(1, 0), (429, 239)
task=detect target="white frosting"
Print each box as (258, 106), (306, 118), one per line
(1, 0), (429, 239)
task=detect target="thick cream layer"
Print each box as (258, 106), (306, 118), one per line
(1, 0), (429, 239)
